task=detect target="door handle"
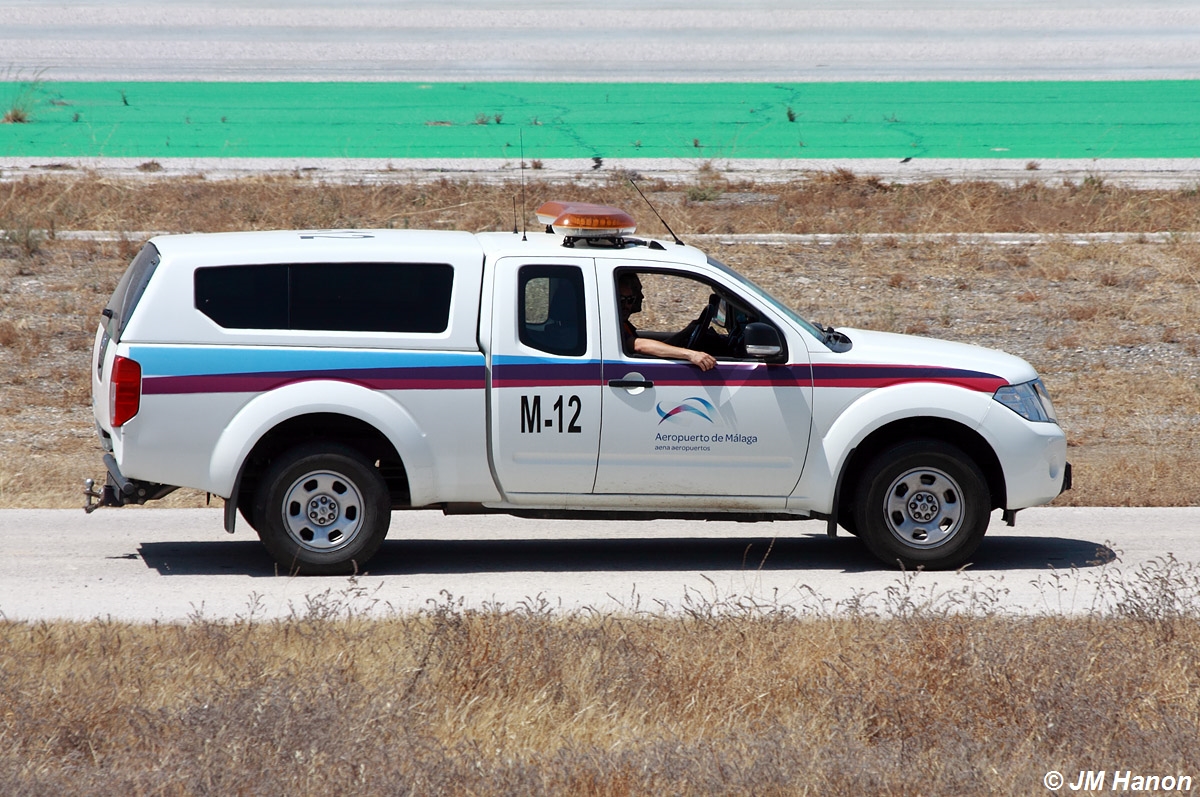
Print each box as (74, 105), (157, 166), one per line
(608, 379), (654, 389)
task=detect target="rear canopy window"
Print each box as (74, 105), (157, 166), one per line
(105, 243), (161, 343)
(195, 262), (454, 333)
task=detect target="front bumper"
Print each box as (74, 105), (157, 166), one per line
(981, 401), (1071, 509)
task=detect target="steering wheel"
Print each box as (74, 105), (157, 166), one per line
(686, 294), (720, 350)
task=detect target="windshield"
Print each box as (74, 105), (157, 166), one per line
(704, 254), (827, 341)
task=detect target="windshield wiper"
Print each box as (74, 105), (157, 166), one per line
(814, 322), (853, 352)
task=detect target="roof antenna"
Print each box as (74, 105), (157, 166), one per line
(629, 178), (683, 246)
(519, 130), (528, 241)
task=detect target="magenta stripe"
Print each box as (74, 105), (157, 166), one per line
(143, 366), (485, 395)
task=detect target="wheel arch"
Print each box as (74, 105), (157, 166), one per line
(237, 413), (412, 512)
(836, 417), (1006, 525)
(209, 380), (438, 514)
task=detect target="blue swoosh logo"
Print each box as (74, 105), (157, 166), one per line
(656, 396), (716, 424)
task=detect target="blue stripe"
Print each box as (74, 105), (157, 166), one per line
(492, 355), (603, 368)
(128, 345), (483, 377)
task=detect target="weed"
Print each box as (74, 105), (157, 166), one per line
(786, 106), (797, 122)
(2, 68), (45, 124)
(607, 168), (642, 186)
(819, 167), (859, 186)
(685, 185), (722, 202)
(1, 213), (45, 257)
(1066, 303), (1101, 321)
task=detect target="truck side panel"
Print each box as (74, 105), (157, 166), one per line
(113, 344), (497, 503)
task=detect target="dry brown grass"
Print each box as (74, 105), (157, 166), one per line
(6, 168), (1200, 236)
(1, 170), (1199, 508)
(2, 561), (1200, 796)
(2, 170), (1200, 792)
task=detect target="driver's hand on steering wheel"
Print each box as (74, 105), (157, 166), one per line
(687, 350), (717, 371)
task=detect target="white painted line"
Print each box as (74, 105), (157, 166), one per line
(5, 157), (1200, 189)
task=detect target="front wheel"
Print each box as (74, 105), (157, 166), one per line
(253, 443), (391, 575)
(852, 439), (990, 570)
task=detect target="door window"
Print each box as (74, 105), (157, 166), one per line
(616, 269), (784, 361)
(519, 265), (587, 357)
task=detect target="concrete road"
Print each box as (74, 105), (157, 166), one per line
(4, 0), (1199, 82)
(3, 507), (1198, 621)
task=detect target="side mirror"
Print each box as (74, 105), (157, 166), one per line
(742, 322), (784, 360)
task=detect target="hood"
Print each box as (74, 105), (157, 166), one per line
(829, 328), (1039, 386)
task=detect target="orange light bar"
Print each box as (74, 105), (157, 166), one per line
(535, 201), (637, 238)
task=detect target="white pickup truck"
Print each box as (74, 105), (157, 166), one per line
(87, 200), (1070, 573)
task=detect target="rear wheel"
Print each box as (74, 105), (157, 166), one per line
(253, 443), (391, 575)
(852, 439), (990, 570)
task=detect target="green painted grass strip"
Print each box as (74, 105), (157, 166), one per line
(3, 81), (1198, 160)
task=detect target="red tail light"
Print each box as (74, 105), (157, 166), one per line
(110, 356), (142, 427)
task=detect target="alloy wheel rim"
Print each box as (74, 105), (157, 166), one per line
(282, 470), (365, 552)
(882, 466), (964, 548)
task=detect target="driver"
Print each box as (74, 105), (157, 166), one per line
(618, 273), (716, 371)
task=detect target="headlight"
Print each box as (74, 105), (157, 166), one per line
(993, 378), (1058, 423)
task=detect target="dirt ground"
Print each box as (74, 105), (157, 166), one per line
(1, 172), (1198, 508)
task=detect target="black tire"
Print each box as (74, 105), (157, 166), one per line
(252, 443), (391, 575)
(237, 503), (260, 533)
(852, 439), (990, 570)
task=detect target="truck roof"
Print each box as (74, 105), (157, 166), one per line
(473, 229), (712, 265)
(149, 228), (484, 267)
(147, 226), (714, 268)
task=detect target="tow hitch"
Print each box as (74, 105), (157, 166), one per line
(83, 478), (120, 513)
(83, 454), (178, 512)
